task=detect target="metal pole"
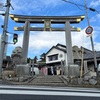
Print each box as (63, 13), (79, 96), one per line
(84, 0), (97, 70)
(0, 0), (10, 79)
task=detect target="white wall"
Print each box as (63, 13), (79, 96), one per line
(46, 48), (67, 64)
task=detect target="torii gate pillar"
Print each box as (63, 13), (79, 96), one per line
(64, 21), (73, 75)
(65, 20), (80, 77)
(21, 20), (30, 64)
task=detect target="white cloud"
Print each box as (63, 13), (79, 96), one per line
(71, 29), (92, 49)
(93, 26), (100, 31)
(14, 31), (65, 50)
(0, 11), (5, 20)
(90, 17), (96, 23)
(90, 0), (100, 7)
(90, 13), (100, 23)
(7, 25), (100, 56)
(40, 0), (61, 6)
(10, 0), (63, 14)
(29, 31), (65, 49)
(15, 30), (85, 50)
(72, 28), (100, 51)
(94, 42), (100, 51)
(10, 25), (100, 54)
(97, 14), (100, 19)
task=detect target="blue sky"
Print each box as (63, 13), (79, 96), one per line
(0, 0), (100, 59)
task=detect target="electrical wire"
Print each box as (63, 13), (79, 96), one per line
(62, 0), (85, 8)
(62, 0), (85, 11)
(62, 0), (100, 14)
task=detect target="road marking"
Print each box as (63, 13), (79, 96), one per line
(0, 90), (100, 97)
(0, 85), (100, 93)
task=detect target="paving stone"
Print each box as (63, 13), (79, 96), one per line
(83, 81), (89, 85)
(62, 76), (70, 83)
(92, 76), (97, 79)
(89, 79), (97, 85)
(83, 76), (92, 81)
(18, 77), (24, 82)
(70, 78), (78, 85)
(89, 71), (97, 77)
(12, 77), (19, 82)
(78, 78), (83, 85)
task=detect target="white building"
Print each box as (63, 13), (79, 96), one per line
(45, 43), (100, 75)
(45, 44), (83, 75)
(46, 44), (67, 65)
(46, 44), (67, 75)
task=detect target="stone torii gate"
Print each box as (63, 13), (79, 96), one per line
(10, 14), (85, 76)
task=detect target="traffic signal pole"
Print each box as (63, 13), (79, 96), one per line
(0, 0), (11, 79)
(84, 0), (97, 71)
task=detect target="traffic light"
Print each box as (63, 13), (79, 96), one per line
(13, 34), (18, 44)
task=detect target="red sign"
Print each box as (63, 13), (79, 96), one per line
(85, 26), (93, 34)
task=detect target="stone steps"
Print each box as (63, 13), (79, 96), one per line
(28, 75), (66, 86)
(32, 80), (62, 83)
(29, 82), (65, 86)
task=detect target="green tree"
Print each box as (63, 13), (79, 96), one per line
(33, 56), (38, 63)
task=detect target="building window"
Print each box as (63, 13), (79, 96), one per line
(48, 54), (58, 61)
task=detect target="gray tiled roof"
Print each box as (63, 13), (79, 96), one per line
(96, 51), (100, 57)
(46, 46), (66, 55)
(46, 43), (100, 60)
(84, 51), (100, 60)
(56, 43), (66, 48)
(55, 46), (66, 52)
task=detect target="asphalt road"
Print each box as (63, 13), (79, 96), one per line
(0, 85), (100, 100)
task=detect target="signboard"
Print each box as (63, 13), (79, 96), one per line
(44, 20), (51, 31)
(85, 26), (93, 35)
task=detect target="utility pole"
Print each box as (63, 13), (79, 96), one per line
(0, 0), (11, 79)
(84, 0), (97, 71)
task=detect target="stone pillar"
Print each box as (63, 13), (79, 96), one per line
(21, 20), (30, 64)
(64, 21), (73, 75)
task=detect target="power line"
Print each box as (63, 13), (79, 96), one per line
(62, 0), (85, 8)
(62, 0), (85, 11)
(62, 0), (100, 14)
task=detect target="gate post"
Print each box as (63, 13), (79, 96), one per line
(64, 21), (73, 76)
(21, 20), (30, 64)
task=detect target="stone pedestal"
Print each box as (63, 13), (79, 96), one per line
(15, 64), (31, 77)
(64, 66), (68, 76)
(68, 64), (80, 77)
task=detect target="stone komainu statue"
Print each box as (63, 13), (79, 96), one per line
(11, 46), (22, 65)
